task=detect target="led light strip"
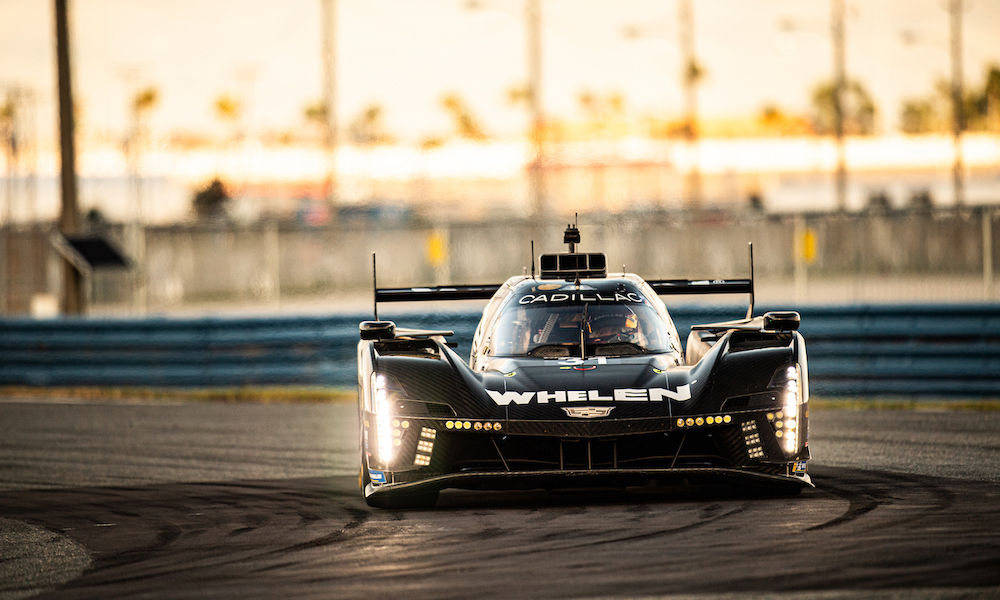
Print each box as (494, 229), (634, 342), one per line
(413, 426), (437, 467)
(446, 420), (502, 431)
(676, 414), (732, 428)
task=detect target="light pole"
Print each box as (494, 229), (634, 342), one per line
(55, 0), (83, 315)
(678, 0), (702, 210)
(461, 0), (545, 219)
(949, 0), (964, 206)
(831, 0), (847, 212)
(321, 0), (338, 216)
(526, 0), (545, 219)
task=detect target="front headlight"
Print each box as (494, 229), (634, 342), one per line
(371, 372), (398, 466)
(778, 364), (802, 455)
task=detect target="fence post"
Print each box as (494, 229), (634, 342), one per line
(793, 215), (806, 303)
(986, 209), (994, 301)
(264, 220), (280, 305)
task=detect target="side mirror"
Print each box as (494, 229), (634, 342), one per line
(360, 321), (396, 340)
(763, 311), (800, 332)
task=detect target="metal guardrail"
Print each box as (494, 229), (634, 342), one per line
(2, 304), (999, 396)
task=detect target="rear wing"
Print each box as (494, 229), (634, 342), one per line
(375, 285), (501, 303)
(646, 279), (751, 295)
(370, 243), (756, 320)
(649, 243), (756, 320)
(375, 279), (751, 301)
(370, 253), (503, 320)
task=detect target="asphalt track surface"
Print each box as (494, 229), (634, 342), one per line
(1, 400), (999, 599)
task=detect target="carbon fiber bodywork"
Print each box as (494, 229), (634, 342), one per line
(359, 272), (812, 508)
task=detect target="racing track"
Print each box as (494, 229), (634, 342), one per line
(1, 401), (999, 599)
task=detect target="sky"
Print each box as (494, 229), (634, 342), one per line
(2, 0), (1000, 145)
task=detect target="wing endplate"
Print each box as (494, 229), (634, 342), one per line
(646, 279), (752, 295)
(375, 284), (502, 303)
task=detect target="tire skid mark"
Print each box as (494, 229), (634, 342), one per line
(342, 507), (370, 529)
(257, 504), (370, 557)
(807, 467), (959, 532)
(468, 526), (506, 541)
(871, 470), (957, 529)
(9, 470), (997, 598)
(422, 500), (755, 560)
(62, 523), (366, 587)
(0, 479), (366, 593)
(326, 500), (752, 583)
(92, 522), (184, 571)
(582, 502), (752, 548)
(806, 483), (878, 531)
(251, 560), (302, 574)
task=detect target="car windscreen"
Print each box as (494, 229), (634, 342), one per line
(489, 298), (671, 358)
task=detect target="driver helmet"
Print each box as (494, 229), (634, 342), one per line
(587, 309), (639, 344)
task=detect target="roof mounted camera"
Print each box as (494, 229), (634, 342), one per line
(538, 220), (607, 280)
(563, 220), (581, 253)
(538, 252), (607, 280)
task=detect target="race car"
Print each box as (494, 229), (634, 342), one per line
(358, 224), (811, 507)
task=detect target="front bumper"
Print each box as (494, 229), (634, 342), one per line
(365, 466), (812, 501)
(363, 407), (810, 496)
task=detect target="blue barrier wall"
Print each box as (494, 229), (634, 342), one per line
(2, 304), (999, 396)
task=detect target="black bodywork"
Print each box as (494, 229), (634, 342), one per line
(358, 235), (811, 508)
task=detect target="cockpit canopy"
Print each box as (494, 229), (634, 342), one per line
(488, 279), (674, 358)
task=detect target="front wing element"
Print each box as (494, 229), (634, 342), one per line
(365, 467), (812, 502)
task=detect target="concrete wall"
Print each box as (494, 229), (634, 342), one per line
(2, 207), (997, 316)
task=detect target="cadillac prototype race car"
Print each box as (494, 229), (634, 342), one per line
(358, 225), (811, 508)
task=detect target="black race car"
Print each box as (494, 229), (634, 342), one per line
(358, 225), (811, 507)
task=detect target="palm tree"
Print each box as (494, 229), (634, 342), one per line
(811, 79), (877, 135)
(124, 85), (159, 217)
(214, 93), (242, 142)
(440, 93), (488, 141)
(303, 101), (329, 144)
(349, 103), (395, 146)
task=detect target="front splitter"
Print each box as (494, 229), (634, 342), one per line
(364, 467), (813, 500)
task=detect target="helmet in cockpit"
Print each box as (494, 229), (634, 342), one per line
(586, 308), (640, 344)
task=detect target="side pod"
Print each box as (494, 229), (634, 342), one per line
(685, 311), (801, 365)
